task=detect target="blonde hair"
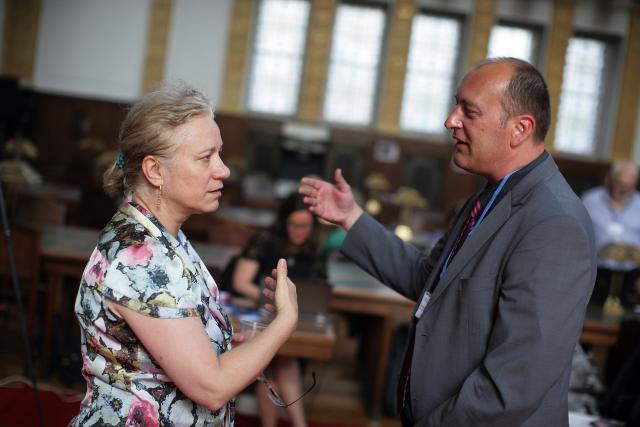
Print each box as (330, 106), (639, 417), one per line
(103, 82), (214, 203)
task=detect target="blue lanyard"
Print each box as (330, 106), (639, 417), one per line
(439, 169), (519, 279)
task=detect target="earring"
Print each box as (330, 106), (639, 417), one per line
(156, 184), (162, 209)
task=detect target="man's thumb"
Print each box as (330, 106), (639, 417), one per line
(335, 168), (349, 190)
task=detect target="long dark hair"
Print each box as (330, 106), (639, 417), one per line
(271, 192), (319, 256)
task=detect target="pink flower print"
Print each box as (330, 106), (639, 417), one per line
(80, 355), (94, 406)
(86, 250), (108, 285)
(125, 397), (159, 427)
(121, 243), (153, 267)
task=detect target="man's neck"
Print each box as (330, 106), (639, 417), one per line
(488, 146), (545, 183)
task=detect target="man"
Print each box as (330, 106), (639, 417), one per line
(299, 58), (596, 426)
(582, 161), (640, 306)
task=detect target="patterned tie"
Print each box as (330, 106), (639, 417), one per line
(449, 198), (483, 261)
(396, 197), (483, 413)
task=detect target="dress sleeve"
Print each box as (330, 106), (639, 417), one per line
(96, 236), (199, 319)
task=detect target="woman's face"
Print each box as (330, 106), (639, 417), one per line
(286, 209), (314, 246)
(161, 116), (230, 218)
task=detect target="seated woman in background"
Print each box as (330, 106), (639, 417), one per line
(72, 83), (298, 426)
(233, 193), (325, 427)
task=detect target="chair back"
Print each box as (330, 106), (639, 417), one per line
(14, 194), (67, 226)
(295, 279), (332, 324)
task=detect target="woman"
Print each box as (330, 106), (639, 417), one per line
(73, 84), (298, 426)
(232, 193), (325, 427)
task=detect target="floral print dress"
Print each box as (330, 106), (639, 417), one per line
(73, 202), (234, 426)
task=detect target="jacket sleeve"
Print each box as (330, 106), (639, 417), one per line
(417, 214), (596, 426)
(340, 213), (448, 302)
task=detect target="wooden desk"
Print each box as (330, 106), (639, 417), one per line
(231, 314), (335, 361)
(327, 260), (414, 418)
(280, 320), (335, 360)
(580, 306), (622, 370)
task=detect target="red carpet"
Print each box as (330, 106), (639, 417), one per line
(0, 383), (81, 427)
(0, 384), (361, 427)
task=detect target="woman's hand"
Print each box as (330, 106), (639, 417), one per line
(262, 258), (298, 324)
(231, 333), (246, 345)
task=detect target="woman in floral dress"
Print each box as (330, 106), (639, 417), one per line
(72, 84), (299, 426)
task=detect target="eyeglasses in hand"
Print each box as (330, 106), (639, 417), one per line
(256, 371), (317, 408)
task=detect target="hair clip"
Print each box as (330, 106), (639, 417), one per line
(115, 152), (126, 170)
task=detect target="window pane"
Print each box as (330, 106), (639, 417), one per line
(323, 4), (386, 125)
(554, 37), (606, 155)
(247, 0), (310, 115)
(487, 25), (535, 63)
(400, 14), (461, 134)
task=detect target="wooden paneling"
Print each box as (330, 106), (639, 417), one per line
(26, 94), (612, 229)
(32, 93), (127, 183)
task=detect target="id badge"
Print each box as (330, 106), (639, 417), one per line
(415, 291), (431, 319)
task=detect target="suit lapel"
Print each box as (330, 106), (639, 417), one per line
(422, 154), (560, 312)
(412, 196), (478, 315)
(428, 193), (512, 306)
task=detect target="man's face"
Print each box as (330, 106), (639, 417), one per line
(444, 63), (515, 182)
(609, 167), (639, 204)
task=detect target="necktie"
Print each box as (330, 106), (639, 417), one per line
(449, 198), (482, 261)
(396, 198), (483, 413)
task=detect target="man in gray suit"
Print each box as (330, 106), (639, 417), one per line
(299, 58), (596, 426)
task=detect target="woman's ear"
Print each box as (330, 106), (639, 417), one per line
(141, 155), (163, 187)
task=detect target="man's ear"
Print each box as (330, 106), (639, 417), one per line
(141, 155), (163, 187)
(510, 114), (536, 148)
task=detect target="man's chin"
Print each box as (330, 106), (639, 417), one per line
(450, 155), (473, 175)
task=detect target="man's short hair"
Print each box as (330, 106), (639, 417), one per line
(476, 57), (551, 143)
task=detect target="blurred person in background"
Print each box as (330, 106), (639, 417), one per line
(582, 160), (640, 306)
(232, 192), (325, 427)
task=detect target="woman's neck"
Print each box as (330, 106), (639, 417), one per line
(132, 193), (183, 237)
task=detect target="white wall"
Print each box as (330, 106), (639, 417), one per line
(164, 0), (231, 109)
(33, 0), (150, 102)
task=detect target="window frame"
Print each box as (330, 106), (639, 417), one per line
(398, 8), (466, 139)
(244, 0), (312, 117)
(321, 0), (390, 128)
(487, 20), (543, 68)
(553, 32), (620, 159)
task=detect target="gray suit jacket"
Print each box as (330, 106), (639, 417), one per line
(342, 155), (596, 426)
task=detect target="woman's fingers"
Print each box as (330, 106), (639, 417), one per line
(262, 287), (274, 301)
(264, 275), (276, 291)
(231, 333), (246, 344)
